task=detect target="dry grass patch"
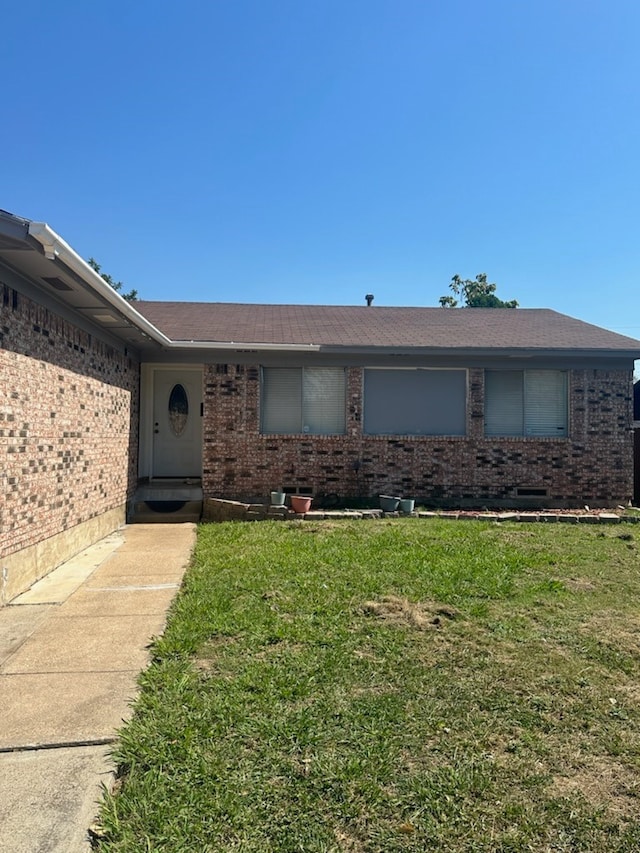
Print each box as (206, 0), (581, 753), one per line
(334, 827), (366, 852)
(564, 576), (598, 592)
(361, 595), (458, 630)
(550, 757), (640, 819)
(579, 612), (640, 656)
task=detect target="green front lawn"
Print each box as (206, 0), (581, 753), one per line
(96, 519), (640, 852)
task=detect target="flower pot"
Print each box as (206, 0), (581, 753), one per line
(270, 491), (286, 506)
(400, 498), (415, 514)
(379, 495), (400, 512)
(290, 495), (313, 514)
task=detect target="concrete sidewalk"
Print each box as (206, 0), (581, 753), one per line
(0, 523), (196, 853)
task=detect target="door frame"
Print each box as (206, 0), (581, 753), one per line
(139, 363), (204, 480)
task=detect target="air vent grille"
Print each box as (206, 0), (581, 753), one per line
(42, 276), (73, 291)
(516, 487), (548, 497)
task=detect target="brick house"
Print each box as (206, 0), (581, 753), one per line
(2, 209), (640, 601)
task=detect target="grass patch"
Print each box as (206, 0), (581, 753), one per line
(96, 520), (640, 852)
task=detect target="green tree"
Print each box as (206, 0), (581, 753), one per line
(88, 257), (138, 301)
(439, 273), (517, 308)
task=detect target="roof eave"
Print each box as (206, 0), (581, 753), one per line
(151, 342), (640, 359)
(315, 345), (640, 359)
(27, 222), (172, 348)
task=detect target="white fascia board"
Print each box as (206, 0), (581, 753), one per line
(320, 345), (640, 359)
(28, 222), (172, 347)
(171, 340), (320, 352)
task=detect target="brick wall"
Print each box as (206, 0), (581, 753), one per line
(635, 428), (640, 504)
(0, 285), (139, 560)
(202, 364), (634, 507)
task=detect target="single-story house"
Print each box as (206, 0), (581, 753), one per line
(2, 209), (640, 602)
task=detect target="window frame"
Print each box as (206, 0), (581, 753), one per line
(362, 367), (468, 437)
(484, 369), (569, 438)
(260, 366), (347, 435)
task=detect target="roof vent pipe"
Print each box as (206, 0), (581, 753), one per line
(365, 294), (374, 306)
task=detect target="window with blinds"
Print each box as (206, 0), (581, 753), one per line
(484, 370), (568, 437)
(363, 369), (467, 435)
(261, 367), (346, 434)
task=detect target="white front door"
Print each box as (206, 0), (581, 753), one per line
(152, 369), (203, 477)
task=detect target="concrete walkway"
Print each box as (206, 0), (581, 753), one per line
(0, 523), (196, 853)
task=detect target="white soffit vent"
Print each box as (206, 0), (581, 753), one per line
(92, 313), (120, 324)
(42, 276), (73, 291)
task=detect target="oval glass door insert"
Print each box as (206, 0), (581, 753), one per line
(168, 384), (189, 437)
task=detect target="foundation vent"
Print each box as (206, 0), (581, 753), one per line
(516, 487), (549, 498)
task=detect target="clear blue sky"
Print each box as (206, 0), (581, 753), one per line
(3, 0), (640, 343)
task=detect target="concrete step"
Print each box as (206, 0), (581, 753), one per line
(129, 500), (202, 524)
(133, 479), (203, 502)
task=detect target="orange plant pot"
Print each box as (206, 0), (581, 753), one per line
(290, 495), (313, 514)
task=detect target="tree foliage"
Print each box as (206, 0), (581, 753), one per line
(88, 257), (138, 301)
(439, 273), (517, 308)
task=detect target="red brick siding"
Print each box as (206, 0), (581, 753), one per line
(202, 364), (634, 506)
(0, 285), (139, 559)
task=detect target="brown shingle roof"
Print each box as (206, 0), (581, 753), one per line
(133, 301), (640, 353)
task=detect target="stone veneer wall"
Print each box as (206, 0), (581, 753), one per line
(202, 364), (634, 507)
(0, 284), (139, 582)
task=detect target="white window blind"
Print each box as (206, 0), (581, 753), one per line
(485, 370), (523, 436)
(524, 370), (568, 436)
(261, 368), (302, 433)
(303, 368), (346, 434)
(261, 368), (346, 434)
(485, 370), (568, 437)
